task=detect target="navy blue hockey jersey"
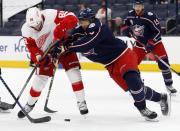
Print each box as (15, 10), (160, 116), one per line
(123, 10), (162, 47)
(68, 18), (128, 65)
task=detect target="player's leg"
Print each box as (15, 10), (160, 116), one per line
(143, 85), (170, 116)
(133, 45), (146, 65)
(124, 71), (158, 120)
(153, 42), (177, 94)
(107, 49), (157, 120)
(59, 52), (88, 115)
(18, 64), (54, 118)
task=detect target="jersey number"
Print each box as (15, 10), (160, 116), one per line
(58, 11), (68, 18)
(154, 19), (160, 26)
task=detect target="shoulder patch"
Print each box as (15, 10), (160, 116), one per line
(129, 10), (133, 13)
(89, 23), (96, 28)
(148, 12), (153, 16)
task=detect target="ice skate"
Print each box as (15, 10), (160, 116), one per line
(139, 107), (158, 121)
(166, 85), (177, 95)
(77, 100), (89, 117)
(17, 103), (35, 118)
(160, 93), (170, 116)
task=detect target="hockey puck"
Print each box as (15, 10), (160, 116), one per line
(64, 118), (71, 122)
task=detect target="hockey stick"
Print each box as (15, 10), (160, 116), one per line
(0, 75), (51, 123)
(44, 58), (59, 113)
(131, 34), (180, 76)
(0, 41), (58, 110)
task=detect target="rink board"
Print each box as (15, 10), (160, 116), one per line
(0, 36), (180, 72)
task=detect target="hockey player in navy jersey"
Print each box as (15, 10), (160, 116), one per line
(52, 8), (170, 121)
(121, 0), (177, 94)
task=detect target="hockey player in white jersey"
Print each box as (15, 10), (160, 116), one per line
(18, 7), (88, 118)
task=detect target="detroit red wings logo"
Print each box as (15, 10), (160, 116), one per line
(132, 25), (144, 37)
(36, 32), (50, 48)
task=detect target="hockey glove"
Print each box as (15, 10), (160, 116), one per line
(51, 41), (69, 58)
(145, 39), (154, 53)
(54, 21), (67, 41)
(121, 25), (132, 38)
(36, 53), (53, 67)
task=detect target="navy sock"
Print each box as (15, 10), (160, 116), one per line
(124, 71), (146, 110)
(144, 86), (161, 102)
(158, 58), (173, 86)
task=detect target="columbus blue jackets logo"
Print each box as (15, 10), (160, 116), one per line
(82, 48), (97, 56)
(132, 25), (144, 37)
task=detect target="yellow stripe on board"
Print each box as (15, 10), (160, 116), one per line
(80, 62), (106, 70)
(0, 61), (180, 72)
(80, 62), (180, 72)
(0, 61), (30, 68)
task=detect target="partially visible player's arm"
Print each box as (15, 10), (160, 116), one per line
(145, 12), (162, 45)
(121, 12), (132, 38)
(68, 26), (104, 53)
(54, 10), (78, 41)
(23, 36), (43, 63)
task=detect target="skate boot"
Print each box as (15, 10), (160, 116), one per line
(160, 93), (170, 116)
(18, 103), (35, 118)
(166, 85), (177, 95)
(139, 107), (158, 121)
(77, 100), (89, 115)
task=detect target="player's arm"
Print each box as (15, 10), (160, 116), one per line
(70, 26), (85, 41)
(23, 36), (43, 63)
(68, 26), (104, 53)
(53, 10), (78, 41)
(146, 12), (162, 45)
(121, 11), (132, 37)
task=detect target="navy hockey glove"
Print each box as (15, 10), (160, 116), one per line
(52, 41), (69, 58)
(145, 39), (154, 53)
(121, 25), (132, 38)
(0, 68), (1, 75)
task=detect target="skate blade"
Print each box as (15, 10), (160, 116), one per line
(0, 108), (11, 113)
(169, 92), (176, 97)
(145, 117), (159, 122)
(167, 93), (172, 116)
(81, 113), (89, 119)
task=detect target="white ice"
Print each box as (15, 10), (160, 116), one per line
(0, 68), (180, 131)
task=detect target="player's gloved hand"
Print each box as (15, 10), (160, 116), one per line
(54, 21), (67, 41)
(36, 53), (53, 67)
(121, 25), (132, 38)
(51, 41), (64, 59)
(0, 68), (1, 75)
(145, 39), (154, 53)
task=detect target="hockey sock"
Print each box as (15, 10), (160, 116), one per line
(66, 67), (85, 102)
(124, 71), (146, 110)
(28, 87), (41, 106)
(72, 81), (85, 102)
(158, 58), (173, 86)
(27, 75), (49, 106)
(144, 86), (161, 102)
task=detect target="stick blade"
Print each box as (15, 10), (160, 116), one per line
(178, 72), (180, 76)
(0, 102), (14, 110)
(30, 116), (51, 123)
(44, 107), (58, 113)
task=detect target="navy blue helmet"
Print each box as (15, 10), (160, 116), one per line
(78, 8), (95, 20)
(133, 0), (144, 4)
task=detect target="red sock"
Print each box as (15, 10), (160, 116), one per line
(30, 87), (41, 97)
(72, 81), (84, 92)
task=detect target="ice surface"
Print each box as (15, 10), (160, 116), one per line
(0, 68), (180, 131)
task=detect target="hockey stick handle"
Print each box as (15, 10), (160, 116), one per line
(44, 58), (59, 113)
(0, 76), (51, 123)
(131, 34), (180, 76)
(15, 41), (58, 105)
